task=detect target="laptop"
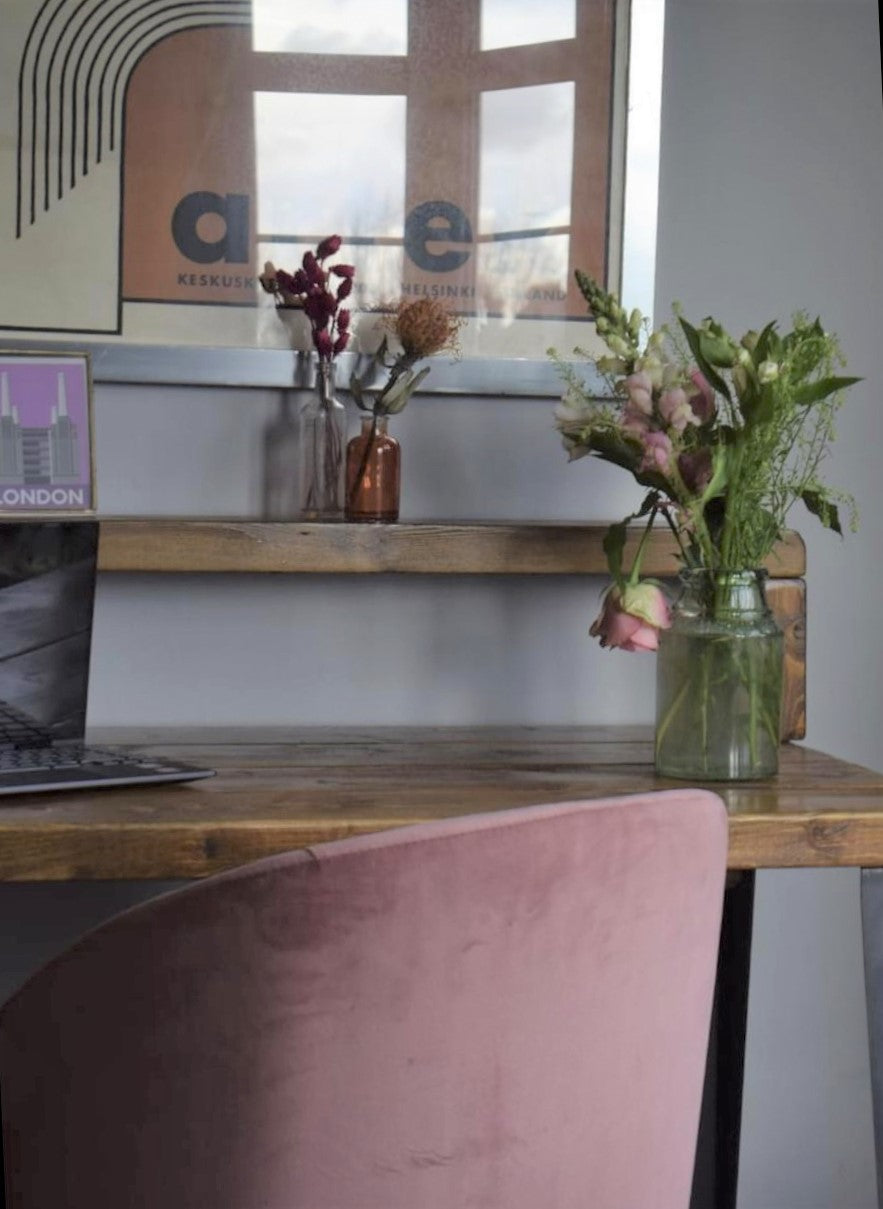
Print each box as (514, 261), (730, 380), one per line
(0, 520), (214, 795)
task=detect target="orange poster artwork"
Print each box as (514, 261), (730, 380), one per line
(0, 0), (628, 368)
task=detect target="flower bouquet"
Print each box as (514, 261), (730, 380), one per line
(260, 236), (355, 519)
(554, 271), (859, 779)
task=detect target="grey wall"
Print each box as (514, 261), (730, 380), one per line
(657, 3), (883, 1206)
(2, 2), (881, 1205)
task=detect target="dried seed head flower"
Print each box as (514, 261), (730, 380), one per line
(389, 298), (463, 359)
(349, 298), (463, 419)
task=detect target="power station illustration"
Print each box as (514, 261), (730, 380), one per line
(0, 371), (80, 486)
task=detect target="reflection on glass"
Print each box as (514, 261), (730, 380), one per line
(480, 83), (573, 234)
(252, 0), (408, 54)
(254, 90), (406, 249)
(477, 234), (569, 323)
(480, 0), (575, 51)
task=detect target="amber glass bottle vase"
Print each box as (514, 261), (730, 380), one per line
(345, 415), (401, 523)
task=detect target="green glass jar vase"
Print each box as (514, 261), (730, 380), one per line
(655, 569), (784, 781)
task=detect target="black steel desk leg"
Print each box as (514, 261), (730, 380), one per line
(861, 869), (883, 1209)
(690, 870), (755, 1209)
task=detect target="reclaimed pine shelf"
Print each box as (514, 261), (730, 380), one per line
(97, 519), (807, 578)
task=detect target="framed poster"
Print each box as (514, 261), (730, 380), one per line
(0, 352), (95, 513)
(0, 0), (660, 392)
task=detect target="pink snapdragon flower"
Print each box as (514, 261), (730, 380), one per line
(590, 582), (671, 652)
(622, 400), (651, 431)
(677, 447), (714, 493)
(638, 428), (673, 473)
(623, 370), (653, 415)
(658, 386), (695, 432)
(688, 369), (715, 423)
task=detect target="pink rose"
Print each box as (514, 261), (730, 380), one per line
(590, 582), (671, 652)
(688, 370), (716, 423)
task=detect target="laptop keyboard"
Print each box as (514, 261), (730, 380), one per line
(0, 745), (144, 772)
(0, 743), (215, 795)
(0, 702), (53, 749)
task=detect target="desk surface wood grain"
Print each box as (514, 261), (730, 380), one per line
(1, 728), (881, 880)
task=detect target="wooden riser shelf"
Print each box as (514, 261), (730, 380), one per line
(97, 519), (806, 578)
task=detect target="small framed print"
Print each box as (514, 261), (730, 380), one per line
(0, 351), (95, 514)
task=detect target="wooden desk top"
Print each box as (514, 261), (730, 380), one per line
(1, 727), (882, 881)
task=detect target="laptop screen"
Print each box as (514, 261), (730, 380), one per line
(0, 521), (98, 744)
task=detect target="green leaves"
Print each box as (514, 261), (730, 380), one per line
(603, 521), (628, 583)
(379, 366), (430, 414)
(793, 375), (861, 407)
(349, 336), (434, 416)
(348, 373), (372, 412)
(678, 317), (732, 402)
(603, 492), (660, 584)
(553, 274), (860, 572)
(585, 427), (642, 473)
(349, 339), (388, 411)
(753, 320), (781, 365)
(801, 489), (843, 536)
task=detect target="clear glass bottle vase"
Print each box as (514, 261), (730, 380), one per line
(345, 415), (401, 523)
(654, 569), (784, 781)
(297, 360), (346, 521)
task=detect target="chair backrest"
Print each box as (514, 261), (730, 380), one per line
(0, 790), (727, 1209)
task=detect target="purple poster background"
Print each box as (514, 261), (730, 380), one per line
(0, 356), (93, 511)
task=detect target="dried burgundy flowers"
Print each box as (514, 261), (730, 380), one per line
(260, 235), (354, 362)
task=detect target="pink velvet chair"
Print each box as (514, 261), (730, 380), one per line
(0, 790), (727, 1209)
